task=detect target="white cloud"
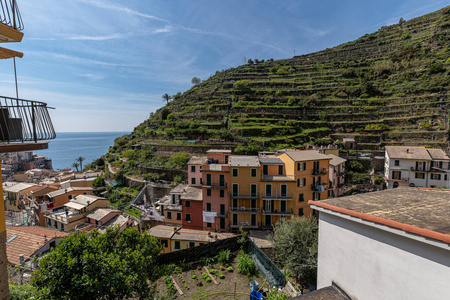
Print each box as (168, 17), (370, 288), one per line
(67, 33), (132, 41)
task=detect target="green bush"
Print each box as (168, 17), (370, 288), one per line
(209, 269), (218, 275)
(9, 284), (40, 300)
(219, 273), (225, 279)
(217, 249), (231, 264)
(266, 292), (290, 300)
(227, 266), (234, 272)
(237, 253), (257, 276)
(192, 274), (197, 279)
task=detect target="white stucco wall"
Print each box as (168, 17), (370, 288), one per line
(317, 211), (450, 300)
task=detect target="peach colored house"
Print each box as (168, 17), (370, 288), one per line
(187, 156), (206, 187)
(4, 183), (38, 212)
(327, 154), (347, 198)
(201, 150), (231, 231)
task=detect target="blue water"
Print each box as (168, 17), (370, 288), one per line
(37, 132), (130, 170)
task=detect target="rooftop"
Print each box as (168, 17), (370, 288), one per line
(206, 149), (232, 154)
(309, 188), (450, 243)
(259, 158), (284, 165)
(47, 187), (93, 198)
(6, 226), (68, 265)
(278, 150), (332, 162)
(149, 225), (236, 242)
(99, 215), (131, 233)
(171, 183), (188, 194)
(229, 156), (260, 167)
(180, 186), (202, 201)
(4, 183), (37, 193)
(85, 208), (121, 221)
(64, 195), (107, 210)
(427, 148), (450, 161)
(385, 146), (433, 160)
(327, 154), (347, 166)
(187, 156), (207, 165)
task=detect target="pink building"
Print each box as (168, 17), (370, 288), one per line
(187, 156), (206, 187)
(201, 149), (231, 232)
(327, 154), (347, 198)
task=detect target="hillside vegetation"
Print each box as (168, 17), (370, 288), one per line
(105, 7), (450, 175)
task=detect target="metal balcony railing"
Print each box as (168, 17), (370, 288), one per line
(0, 0), (23, 30)
(0, 96), (55, 143)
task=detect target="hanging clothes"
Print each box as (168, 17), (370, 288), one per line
(202, 211), (217, 223)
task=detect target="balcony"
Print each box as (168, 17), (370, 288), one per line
(230, 193), (258, 199)
(313, 168), (327, 175)
(410, 166), (430, 172)
(0, 0), (24, 43)
(0, 96), (55, 152)
(217, 211), (228, 218)
(230, 207), (259, 213)
(262, 193), (293, 200)
(230, 222), (259, 229)
(311, 182), (328, 191)
(262, 208), (293, 216)
(202, 181), (227, 189)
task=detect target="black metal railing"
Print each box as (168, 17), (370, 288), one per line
(0, 95), (55, 143)
(0, 0), (23, 30)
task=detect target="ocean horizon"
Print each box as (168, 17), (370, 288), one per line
(37, 132), (130, 170)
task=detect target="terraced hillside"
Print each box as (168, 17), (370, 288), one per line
(112, 6), (450, 161)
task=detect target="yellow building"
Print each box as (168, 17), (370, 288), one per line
(3, 183), (38, 211)
(228, 156), (261, 230)
(276, 150), (332, 217)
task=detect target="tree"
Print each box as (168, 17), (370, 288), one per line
(71, 162), (79, 172)
(76, 156), (85, 171)
(399, 17), (406, 25)
(162, 93), (172, 105)
(191, 77), (201, 85)
(271, 216), (318, 283)
(32, 227), (162, 299)
(92, 176), (106, 188)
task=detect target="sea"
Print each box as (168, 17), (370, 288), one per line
(37, 132), (130, 170)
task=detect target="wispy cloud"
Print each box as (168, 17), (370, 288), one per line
(75, 0), (170, 23)
(67, 33), (132, 41)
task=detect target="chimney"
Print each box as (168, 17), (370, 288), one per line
(407, 149), (409, 153)
(19, 254), (24, 264)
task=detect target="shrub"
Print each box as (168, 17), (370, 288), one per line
(209, 269), (218, 275)
(205, 277), (212, 283)
(202, 272), (209, 280)
(192, 274), (197, 279)
(227, 266), (234, 272)
(217, 249), (231, 264)
(237, 253), (257, 276)
(165, 275), (176, 295)
(197, 281), (203, 286)
(219, 273), (225, 279)
(266, 292), (290, 300)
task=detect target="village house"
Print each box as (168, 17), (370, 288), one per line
(309, 188), (450, 300)
(187, 156), (206, 187)
(6, 226), (68, 266)
(3, 183), (38, 212)
(44, 195), (108, 232)
(148, 225), (236, 253)
(384, 146), (450, 188)
(157, 184), (185, 227)
(327, 154), (347, 198)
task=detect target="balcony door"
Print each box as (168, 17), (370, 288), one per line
(265, 215), (271, 227)
(206, 174), (212, 186)
(281, 184), (287, 197)
(264, 200), (273, 212)
(265, 184), (272, 197)
(219, 174), (225, 187)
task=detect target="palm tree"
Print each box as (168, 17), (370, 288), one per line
(162, 93), (172, 105)
(72, 162), (79, 172)
(76, 157), (85, 171)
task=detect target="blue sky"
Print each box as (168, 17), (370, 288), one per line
(0, 0), (448, 132)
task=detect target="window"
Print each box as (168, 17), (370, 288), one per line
(281, 184), (287, 197)
(191, 177), (196, 185)
(185, 201), (191, 208)
(207, 222), (212, 228)
(263, 165), (268, 175)
(191, 166), (196, 172)
(95, 220), (99, 226)
(313, 192), (319, 200)
(220, 218), (225, 229)
(161, 240), (168, 248)
(278, 165), (283, 175)
(175, 241), (180, 249)
(445, 174), (448, 181)
(313, 161), (319, 172)
(189, 242), (195, 248)
(220, 204), (225, 215)
(220, 190), (224, 197)
(251, 214), (256, 226)
(206, 203), (211, 212)
(265, 184), (272, 197)
(225, 155), (229, 164)
(299, 193), (304, 202)
(280, 200), (286, 213)
(297, 178), (306, 187)
(392, 171), (401, 180)
(433, 161), (443, 169)
(54, 221), (58, 229)
(298, 208), (304, 216)
(219, 174), (225, 186)
(206, 189), (211, 196)
(297, 162), (306, 171)
(206, 174), (211, 186)
(185, 214), (191, 222)
(167, 212), (172, 219)
(415, 172), (425, 179)
(47, 218), (51, 226)
(394, 160), (400, 166)
(200, 178), (202, 185)
(68, 195), (73, 199)
(251, 184), (257, 197)
(415, 161), (426, 171)
(232, 168), (238, 177)
(232, 199), (238, 210)
(232, 214), (238, 225)
(232, 184), (239, 197)
(61, 223), (65, 231)
(431, 174), (441, 180)
(251, 168), (257, 177)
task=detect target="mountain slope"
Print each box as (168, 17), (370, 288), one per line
(110, 6), (450, 164)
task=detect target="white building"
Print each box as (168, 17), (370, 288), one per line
(309, 188), (450, 300)
(384, 146), (450, 188)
